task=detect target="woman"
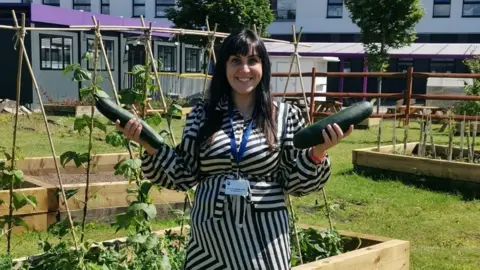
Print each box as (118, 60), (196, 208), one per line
(116, 28), (353, 270)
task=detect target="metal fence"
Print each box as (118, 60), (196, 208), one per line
(123, 72), (211, 101)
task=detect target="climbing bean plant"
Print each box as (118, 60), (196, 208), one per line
(0, 29), (345, 270)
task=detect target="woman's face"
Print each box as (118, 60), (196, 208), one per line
(226, 51), (263, 97)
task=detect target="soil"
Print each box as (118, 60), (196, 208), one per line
(34, 171), (128, 186)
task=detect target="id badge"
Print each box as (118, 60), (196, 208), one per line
(225, 179), (250, 197)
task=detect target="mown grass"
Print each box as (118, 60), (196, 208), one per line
(1, 113), (480, 269)
(0, 113), (185, 157)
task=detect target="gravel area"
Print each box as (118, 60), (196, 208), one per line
(34, 171), (128, 186)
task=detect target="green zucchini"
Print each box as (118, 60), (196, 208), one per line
(93, 93), (165, 149)
(293, 101), (373, 149)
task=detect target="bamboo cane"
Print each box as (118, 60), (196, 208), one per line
(139, 17), (194, 226)
(6, 12), (25, 254)
(281, 25), (302, 102)
(460, 112), (465, 160)
(11, 10), (79, 250)
(392, 111), (397, 153)
(201, 21), (217, 100)
(428, 114), (436, 159)
(92, 16), (120, 105)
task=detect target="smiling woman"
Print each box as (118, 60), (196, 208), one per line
(115, 28), (354, 269)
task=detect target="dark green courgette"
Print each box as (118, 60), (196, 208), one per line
(93, 93), (165, 149)
(293, 101), (373, 149)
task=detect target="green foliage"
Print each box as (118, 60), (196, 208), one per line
(0, 146), (37, 245)
(4, 27), (346, 270)
(165, 0), (274, 47)
(291, 228), (344, 266)
(344, 0), (424, 72)
(0, 253), (12, 269)
(453, 56), (480, 116)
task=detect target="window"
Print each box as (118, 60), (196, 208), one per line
(101, 0), (110, 15)
(327, 0), (343, 18)
(185, 48), (201, 73)
(86, 38), (114, 71)
(273, 0), (296, 20)
(43, 0), (60, 6)
(158, 45), (176, 72)
(433, 0), (450, 17)
(156, 0), (175, 18)
(73, 0), (91, 12)
(273, 9), (296, 20)
(397, 58), (414, 73)
(430, 59), (455, 73)
(463, 0), (480, 17)
(133, 0), (145, 17)
(40, 34), (73, 70)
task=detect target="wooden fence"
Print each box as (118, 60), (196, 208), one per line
(272, 66), (480, 124)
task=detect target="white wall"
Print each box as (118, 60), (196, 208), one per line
(0, 0), (172, 24)
(4, 0), (480, 35)
(267, 0), (480, 35)
(270, 56), (334, 102)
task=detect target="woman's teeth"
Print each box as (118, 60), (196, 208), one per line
(237, 78), (251, 82)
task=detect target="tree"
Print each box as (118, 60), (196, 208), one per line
(344, 0), (424, 112)
(165, 0), (274, 48)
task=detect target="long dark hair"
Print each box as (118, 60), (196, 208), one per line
(197, 28), (277, 150)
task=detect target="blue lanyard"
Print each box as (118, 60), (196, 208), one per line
(228, 103), (255, 166)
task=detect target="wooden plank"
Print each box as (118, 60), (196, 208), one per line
(353, 143), (480, 183)
(8, 152), (135, 175)
(292, 239), (410, 270)
(60, 201), (185, 224)
(5, 213), (49, 234)
(58, 182), (185, 211)
(0, 187), (48, 216)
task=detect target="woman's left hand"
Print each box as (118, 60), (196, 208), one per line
(312, 123), (354, 157)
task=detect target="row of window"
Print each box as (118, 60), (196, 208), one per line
(39, 34), (200, 73)
(330, 0), (480, 19)
(342, 58), (457, 73)
(274, 0), (480, 20)
(23, 0), (175, 18)
(433, 0), (480, 18)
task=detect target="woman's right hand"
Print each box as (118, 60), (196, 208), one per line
(115, 118), (158, 155)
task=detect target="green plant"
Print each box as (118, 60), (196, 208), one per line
(291, 227), (344, 266)
(453, 56), (480, 116)
(5, 22), (347, 270)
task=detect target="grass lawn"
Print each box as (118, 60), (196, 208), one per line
(0, 113), (185, 157)
(1, 112), (479, 269)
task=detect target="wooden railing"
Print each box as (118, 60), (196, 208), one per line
(272, 67), (480, 123)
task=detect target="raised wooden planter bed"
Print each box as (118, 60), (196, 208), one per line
(12, 225), (410, 270)
(353, 142), (479, 183)
(294, 225), (410, 270)
(1, 153), (186, 234)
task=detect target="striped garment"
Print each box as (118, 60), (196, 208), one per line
(141, 96), (332, 270)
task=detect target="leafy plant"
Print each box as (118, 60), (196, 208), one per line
(5, 20), (348, 270)
(453, 56), (480, 116)
(14, 31), (188, 269)
(291, 228), (344, 266)
(62, 40), (109, 243)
